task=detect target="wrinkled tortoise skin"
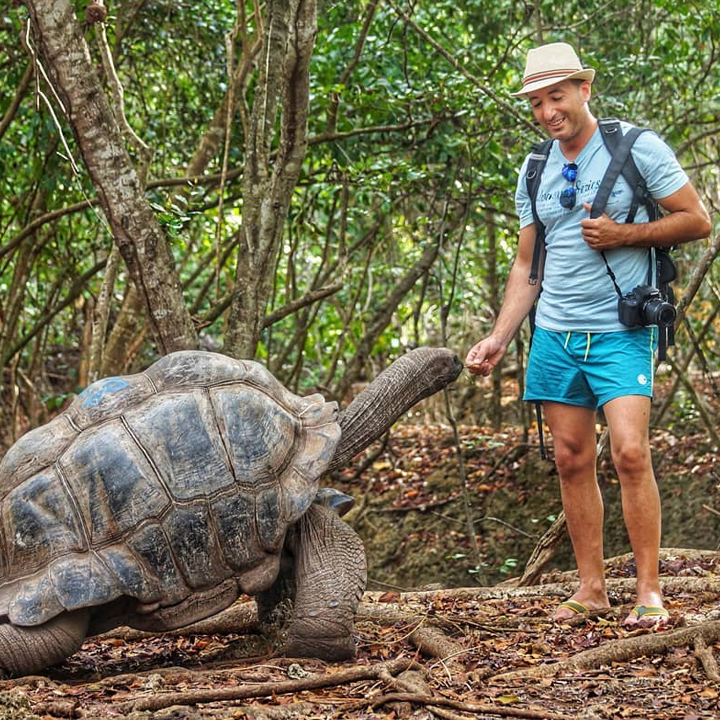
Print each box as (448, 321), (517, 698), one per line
(0, 351), (340, 629)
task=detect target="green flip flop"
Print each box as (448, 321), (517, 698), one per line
(626, 605), (670, 628)
(555, 599), (589, 617)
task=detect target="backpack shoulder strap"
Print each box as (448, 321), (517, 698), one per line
(526, 138), (553, 285)
(595, 117), (659, 222)
(524, 139), (552, 461)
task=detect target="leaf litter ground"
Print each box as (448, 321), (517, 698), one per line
(0, 421), (719, 720)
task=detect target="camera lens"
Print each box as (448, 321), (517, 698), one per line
(644, 298), (676, 328)
(656, 304), (676, 327)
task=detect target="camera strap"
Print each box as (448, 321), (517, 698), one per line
(600, 247), (664, 304)
(589, 121), (657, 299)
(600, 250), (624, 299)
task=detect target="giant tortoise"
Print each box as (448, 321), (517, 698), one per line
(0, 347), (462, 676)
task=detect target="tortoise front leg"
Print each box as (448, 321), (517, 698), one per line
(283, 504), (366, 661)
(0, 609), (89, 677)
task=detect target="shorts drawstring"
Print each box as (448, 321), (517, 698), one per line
(564, 331), (592, 361)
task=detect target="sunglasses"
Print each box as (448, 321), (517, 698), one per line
(560, 163), (578, 209)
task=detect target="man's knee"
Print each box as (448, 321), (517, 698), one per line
(611, 442), (651, 478)
(554, 441), (596, 479)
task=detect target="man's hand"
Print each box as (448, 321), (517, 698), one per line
(582, 183), (711, 251)
(465, 337), (507, 377)
(580, 202), (627, 250)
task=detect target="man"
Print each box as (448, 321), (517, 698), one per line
(466, 42), (711, 626)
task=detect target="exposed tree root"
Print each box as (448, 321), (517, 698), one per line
(99, 599), (259, 641)
(693, 634), (720, 682)
(340, 669), (574, 720)
(23, 698), (77, 718)
(348, 690), (575, 719)
(218, 703), (316, 719)
(491, 620), (720, 681)
(408, 622), (465, 662)
(109, 657), (417, 714)
(365, 574), (720, 604)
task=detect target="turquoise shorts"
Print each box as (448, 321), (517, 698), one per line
(524, 326), (657, 410)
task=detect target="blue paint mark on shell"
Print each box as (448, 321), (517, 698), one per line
(79, 378), (131, 408)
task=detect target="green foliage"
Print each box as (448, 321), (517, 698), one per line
(1, 0), (719, 416)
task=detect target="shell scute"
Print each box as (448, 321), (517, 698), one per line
(162, 503), (228, 589)
(48, 553), (118, 613)
(210, 386), (296, 482)
(7, 571), (61, 626)
(123, 390), (236, 500)
(254, 485), (284, 552)
(100, 545), (155, 600)
(0, 415), (77, 490)
(3, 470), (85, 575)
(59, 421), (171, 546)
(66, 373), (155, 430)
(125, 522), (188, 606)
(210, 491), (263, 569)
(144, 350), (254, 390)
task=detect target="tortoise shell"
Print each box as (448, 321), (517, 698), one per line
(0, 351), (340, 626)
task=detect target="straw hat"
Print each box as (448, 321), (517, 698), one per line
(511, 42), (595, 97)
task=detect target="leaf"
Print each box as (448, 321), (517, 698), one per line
(496, 694), (521, 704)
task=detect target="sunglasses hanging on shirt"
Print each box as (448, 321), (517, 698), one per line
(559, 162), (578, 209)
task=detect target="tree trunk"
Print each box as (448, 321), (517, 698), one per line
(224, 0), (317, 359)
(24, 0), (197, 355)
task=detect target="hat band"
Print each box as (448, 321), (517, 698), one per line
(522, 68), (581, 86)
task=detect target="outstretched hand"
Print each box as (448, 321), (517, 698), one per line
(465, 337), (506, 377)
(580, 202), (626, 250)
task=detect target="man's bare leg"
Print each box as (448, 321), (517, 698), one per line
(543, 402), (610, 619)
(603, 396), (666, 626)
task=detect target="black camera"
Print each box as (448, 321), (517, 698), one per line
(618, 284), (676, 329)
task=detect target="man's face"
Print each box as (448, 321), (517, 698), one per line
(527, 80), (592, 142)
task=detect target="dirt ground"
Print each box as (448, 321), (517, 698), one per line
(1, 420), (719, 720)
(339, 422), (720, 592)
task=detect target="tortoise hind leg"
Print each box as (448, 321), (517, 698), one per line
(0, 609), (90, 677)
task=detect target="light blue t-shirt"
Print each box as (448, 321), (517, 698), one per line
(515, 122), (688, 332)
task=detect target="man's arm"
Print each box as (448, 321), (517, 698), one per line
(466, 224), (543, 376)
(579, 182), (711, 251)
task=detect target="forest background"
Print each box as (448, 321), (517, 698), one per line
(1, 0), (720, 586)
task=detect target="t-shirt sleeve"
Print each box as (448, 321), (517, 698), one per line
(514, 155), (535, 229)
(631, 130), (689, 201)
